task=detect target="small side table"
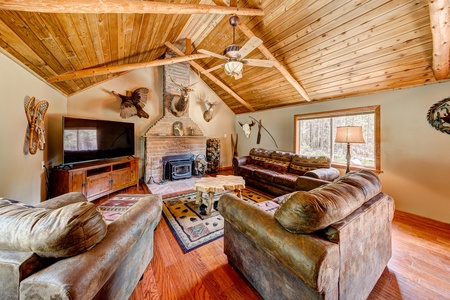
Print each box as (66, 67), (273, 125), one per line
(194, 175), (245, 215)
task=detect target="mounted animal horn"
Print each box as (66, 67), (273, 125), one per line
(239, 120), (255, 138)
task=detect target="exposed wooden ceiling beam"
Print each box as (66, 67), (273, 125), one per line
(47, 54), (209, 83)
(0, 0), (264, 16)
(235, 17), (311, 102)
(428, 0), (450, 80)
(164, 41), (255, 112)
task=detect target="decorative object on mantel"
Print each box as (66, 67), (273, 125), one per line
(170, 76), (196, 117)
(248, 116), (279, 148)
(112, 87), (149, 119)
(203, 99), (217, 122)
(238, 120), (256, 138)
(24, 96), (49, 155)
(335, 126), (365, 173)
(427, 97), (450, 135)
(173, 121), (184, 136)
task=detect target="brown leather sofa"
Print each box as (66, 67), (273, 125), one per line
(233, 148), (340, 195)
(0, 192), (162, 300)
(219, 170), (394, 300)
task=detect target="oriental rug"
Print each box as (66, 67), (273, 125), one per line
(162, 188), (278, 253)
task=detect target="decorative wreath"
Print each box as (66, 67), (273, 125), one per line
(427, 97), (450, 135)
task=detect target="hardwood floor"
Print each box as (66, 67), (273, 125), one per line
(98, 183), (450, 300)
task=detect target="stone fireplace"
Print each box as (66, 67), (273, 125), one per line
(144, 42), (206, 184)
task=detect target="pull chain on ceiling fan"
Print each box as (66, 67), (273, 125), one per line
(198, 15), (274, 80)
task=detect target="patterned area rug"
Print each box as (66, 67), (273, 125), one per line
(162, 188), (278, 253)
(98, 194), (146, 224)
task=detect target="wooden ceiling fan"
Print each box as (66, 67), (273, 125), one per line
(198, 16), (274, 80)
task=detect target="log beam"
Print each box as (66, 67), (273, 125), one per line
(0, 0), (264, 16)
(429, 0), (450, 80)
(165, 42), (255, 112)
(235, 17), (311, 101)
(47, 54), (209, 83)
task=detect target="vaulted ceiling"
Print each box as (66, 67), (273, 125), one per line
(0, 0), (448, 114)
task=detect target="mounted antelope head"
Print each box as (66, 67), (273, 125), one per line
(170, 76), (196, 117)
(238, 120), (256, 138)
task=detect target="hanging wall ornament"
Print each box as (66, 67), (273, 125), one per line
(24, 96), (49, 155)
(427, 97), (450, 135)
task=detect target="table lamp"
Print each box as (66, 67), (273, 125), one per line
(335, 126), (365, 173)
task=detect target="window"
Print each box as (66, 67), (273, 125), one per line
(294, 106), (380, 172)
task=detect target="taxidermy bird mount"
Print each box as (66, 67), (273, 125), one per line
(112, 87), (149, 119)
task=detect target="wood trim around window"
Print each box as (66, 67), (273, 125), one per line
(294, 105), (381, 173)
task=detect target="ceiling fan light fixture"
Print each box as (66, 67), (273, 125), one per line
(224, 61), (243, 77)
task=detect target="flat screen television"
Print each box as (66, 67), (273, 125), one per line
(62, 116), (135, 165)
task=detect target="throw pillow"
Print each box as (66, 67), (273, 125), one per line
(0, 200), (107, 258)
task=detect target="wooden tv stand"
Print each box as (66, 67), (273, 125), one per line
(49, 157), (139, 201)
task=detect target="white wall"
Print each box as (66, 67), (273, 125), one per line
(67, 68), (236, 178)
(236, 82), (450, 223)
(0, 52), (67, 204)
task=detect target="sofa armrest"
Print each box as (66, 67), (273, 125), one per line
(20, 195), (162, 300)
(295, 176), (330, 191)
(304, 167), (340, 181)
(218, 193), (339, 293)
(233, 155), (250, 167)
(34, 192), (87, 209)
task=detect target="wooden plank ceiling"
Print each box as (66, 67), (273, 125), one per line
(0, 0), (445, 114)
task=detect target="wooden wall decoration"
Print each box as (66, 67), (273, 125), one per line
(427, 97), (450, 135)
(24, 96), (49, 155)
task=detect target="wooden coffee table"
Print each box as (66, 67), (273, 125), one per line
(194, 175), (245, 215)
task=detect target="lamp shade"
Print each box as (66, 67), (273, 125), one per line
(224, 61), (243, 77)
(335, 126), (365, 143)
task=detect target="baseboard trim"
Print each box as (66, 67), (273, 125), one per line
(394, 210), (450, 231)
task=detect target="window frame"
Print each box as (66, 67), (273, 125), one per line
(294, 105), (381, 173)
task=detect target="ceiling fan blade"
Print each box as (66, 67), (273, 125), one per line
(201, 64), (225, 74)
(236, 36), (263, 59)
(198, 49), (228, 60)
(242, 58), (275, 68)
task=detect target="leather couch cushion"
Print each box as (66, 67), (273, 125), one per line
(290, 155), (331, 175)
(254, 169), (280, 182)
(237, 164), (261, 177)
(0, 200), (107, 258)
(274, 170), (382, 233)
(273, 173), (298, 189)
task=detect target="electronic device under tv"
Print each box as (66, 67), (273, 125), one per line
(62, 116), (135, 165)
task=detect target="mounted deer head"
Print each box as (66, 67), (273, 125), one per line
(238, 120), (256, 138)
(170, 76), (196, 117)
(203, 100), (217, 122)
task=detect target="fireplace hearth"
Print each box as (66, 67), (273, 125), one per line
(162, 154), (194, 181)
